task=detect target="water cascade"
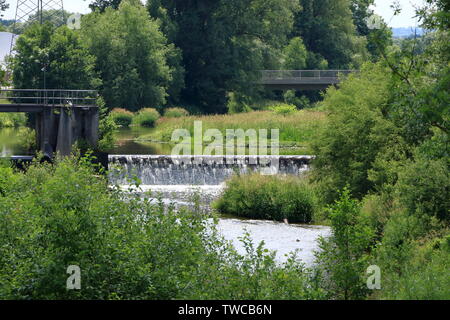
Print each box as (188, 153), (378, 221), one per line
(108, 155), (313, 186)
(108, 154), (330, 264)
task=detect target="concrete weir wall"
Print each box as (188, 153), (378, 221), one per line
(109, 155), (314, 185)
(35, 107), (99, 157)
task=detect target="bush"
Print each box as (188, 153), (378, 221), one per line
(395, 157), (450, 223)
(0, 157), (324, 300)
(283, 91), (311, 109)
(227, 92), (253, 114)
(270, 103), (297, 116)
(132, 108), (160, 127)
(110, 108), (134, 127)
(0, 113), (27, 128)
(311, 63), (400, 202)
(164, 107), (189, 118)
(315, 189), (375, 300)
(213, 174), (317, 223)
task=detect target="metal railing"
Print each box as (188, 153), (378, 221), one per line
(260, 70), (357, 81)
(0, 89), (98, 106)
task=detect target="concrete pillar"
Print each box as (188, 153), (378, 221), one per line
(56, 108), (74, 156)
(85, 108), (99, 148)
(40, 108), (55, 159)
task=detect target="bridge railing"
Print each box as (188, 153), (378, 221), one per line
(0, 89), (98, 106)
(260, 70), (357, 80)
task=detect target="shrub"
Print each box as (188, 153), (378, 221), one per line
(227, 92), (252, 114)
(164, 107), (189, 118)
(110, 108), (134, 127)
(0, 113), (27, 128)
(283, 91), (311, 109)
(213, 174), (317, 223)
(315, 189), (375, 300)
(395, 157), (450, 223)
(270, 103), (297, 116)
(132, 108), (160, 127)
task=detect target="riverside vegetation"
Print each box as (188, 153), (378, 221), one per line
(0, 0), (448, 300)
(0, 156), (326, 300)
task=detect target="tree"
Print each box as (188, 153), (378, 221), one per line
(0, 0), (8, 13)
(10, 23), (99, 90)
(350, 0), (392, 59)
(311, 63), (404, 202)
(283, 37), (307, 70)
(293, 0), (368, 68)
(159, 0), (300, 113)
(146, 0), (185, 107)
(89, 0), (122, 12)
(82, 0), (175, 111)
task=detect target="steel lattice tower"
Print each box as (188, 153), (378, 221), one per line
(10, 0), (65, 53)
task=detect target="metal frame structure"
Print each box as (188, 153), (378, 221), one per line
(0, 89), (97, 109)
(9, 0), (65, 53)
(260, 70), (358, 81)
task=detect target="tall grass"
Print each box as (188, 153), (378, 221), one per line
(110, 108), (134, 127)
(137, 110), (327, 154)
(132, 108), (161, 127)
(164, 107), (190, 118)
(213, 173), (318, 223)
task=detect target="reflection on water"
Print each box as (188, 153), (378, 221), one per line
(109, 127), (174, 155)
(0, 127), (32, 156)
(110, 127), (309, 156)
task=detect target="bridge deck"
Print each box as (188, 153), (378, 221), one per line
(0, 103), (98, 112)
(0, 89), (98, 112)
(259, 70), (357, 90)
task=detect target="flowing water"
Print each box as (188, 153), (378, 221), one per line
(110, 154), (330, 264)
(1, 126), (330, 264)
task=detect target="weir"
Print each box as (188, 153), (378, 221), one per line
(109, 155), (313, 186)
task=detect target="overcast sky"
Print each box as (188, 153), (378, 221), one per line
(1, 0), (425, 28)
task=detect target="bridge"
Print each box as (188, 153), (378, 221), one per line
(0, 89), (99, 158)
(260, 70), (357, 90)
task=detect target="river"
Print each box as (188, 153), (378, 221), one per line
(1, 126), (330, 265)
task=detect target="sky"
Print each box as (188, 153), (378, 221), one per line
(1, 0), (425, 28)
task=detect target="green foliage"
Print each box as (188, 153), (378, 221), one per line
(270, 103), (297, 116)
(110, 108), (134, 127)
(227, 92), (253, 114)
(383, 236), (450, 300)
(0, 113), (27, 128)
(97, 96), (117, 151)
(0, 157), (325, 299)
(374, 209), (450, 300)
(283, 91), (311, 109)
(395, 157), (450, 223)
(214, 174), (317, 223)
(160, 0), (300, 113)
(293, 0), (368, 68)
(10, 23), (99, 90)
(312, 62), (403, 202)
(315, 189), (374, 300)
(0, 164), (16, 197)
(163, 107), (189, 118)
(283, 37), (307, 69)
(81, 0), (179, 111)
(89, 0), (122, 11)
(132, 108), (161, 127)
